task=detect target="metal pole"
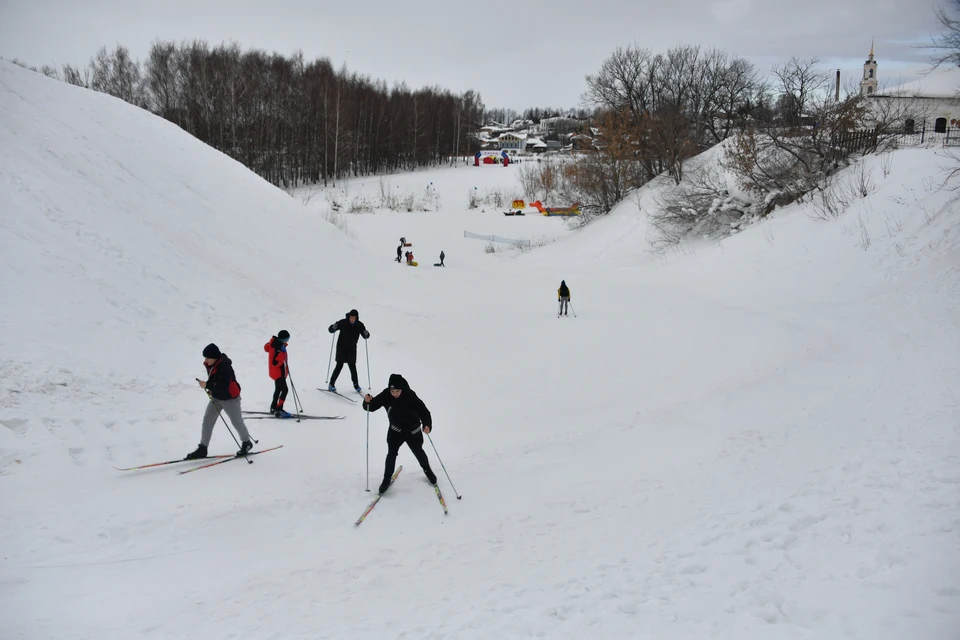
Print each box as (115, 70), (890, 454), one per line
(287, 367), (303, 422)
(365, 410), (370, 491)
(325, 332), (336, 383)
(365, 339), (372, 390)
(426, 433), (461, 499)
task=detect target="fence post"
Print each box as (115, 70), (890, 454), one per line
(921, 123), (926, 144)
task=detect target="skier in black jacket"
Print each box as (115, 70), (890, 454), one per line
(558, 280), (571, 316)
(363, 373), (437, 493)
(327, 309), (370, 393)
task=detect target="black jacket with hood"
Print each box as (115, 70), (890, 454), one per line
(328, 309), (370, 360)
(362, 374), (432, 434)
(205, 354), (241, 401)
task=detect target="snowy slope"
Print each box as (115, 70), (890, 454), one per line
(0, 60), (382, 404)
(2, 60), (959, 640)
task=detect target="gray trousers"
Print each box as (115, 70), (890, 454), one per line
(559, 297), (570, 314)
(201, 397), (251, 447)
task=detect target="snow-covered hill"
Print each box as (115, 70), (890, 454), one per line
(1, 60), (959, 640)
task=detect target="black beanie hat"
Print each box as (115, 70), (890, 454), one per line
(202, 343), (221, 358)
(278, 330), (290, 341)
(348, 309), (359, 318)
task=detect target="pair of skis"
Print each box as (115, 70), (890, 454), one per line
(114, 445), (284, 473)
(354, 466), (449, 526)
(241, 410), (343, 420)
(317, 388), (363, 403)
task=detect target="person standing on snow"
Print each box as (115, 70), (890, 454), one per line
(328, 309), (370, 393)
(558, 280), (571, 316)
(439, 250), (445, 267)
(264, 330), (290, 417)
(186, 343), (253, 459)
(363, 373), (437, 494)
(396, 244), (403, 263)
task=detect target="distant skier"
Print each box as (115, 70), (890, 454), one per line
(264, 330), (290, 417)
(558, 280), (571, 316)
(327, 309), (370, 393)
(363, 373), (437, 494)
(396, 244), (403, 263)
(186, 343), (253, 459)
(439, 250), (445, 267)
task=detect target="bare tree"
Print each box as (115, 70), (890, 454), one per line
(771, 56), (830, 125)
(724, 93), (872, 212)
(61, 64), (89, 88)
(89, 45), (145, 106)
(924, 0), (960, 68)
(145, 40), (180, 124)
(566, 110), (647, 213)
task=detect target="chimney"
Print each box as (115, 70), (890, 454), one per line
(836, 69), (841, 102)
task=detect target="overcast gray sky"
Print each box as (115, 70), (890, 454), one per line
(0, 0), (947, 110)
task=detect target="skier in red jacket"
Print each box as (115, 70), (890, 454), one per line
(264, 329), (290, 417)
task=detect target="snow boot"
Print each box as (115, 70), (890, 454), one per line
(237, 441), (253, 457)
(425, 468), (438, 485)
(354, 385), (363, 394)
(184, 444), (208, 460)
(328, 384), (336, 392)
(378, 478), (392, 495)
(274, 410), (292, 419)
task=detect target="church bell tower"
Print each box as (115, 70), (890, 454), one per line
(860, 40), (878, 96)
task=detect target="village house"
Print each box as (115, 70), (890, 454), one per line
(498, 131), (528, 152)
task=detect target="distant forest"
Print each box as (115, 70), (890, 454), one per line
(21, 41), (487, 188)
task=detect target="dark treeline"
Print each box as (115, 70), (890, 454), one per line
(41, 41), (486, 188)
(481, 106), (593, 125)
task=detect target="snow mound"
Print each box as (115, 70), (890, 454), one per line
(0, 61), (374, 402)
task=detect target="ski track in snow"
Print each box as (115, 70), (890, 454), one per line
(1, 61), (959, 639)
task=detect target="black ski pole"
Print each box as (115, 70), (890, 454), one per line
(325, 332), (336, 383)
(365, 408), (371, 491)
(569, 301), (577, 318)
(426, 433), (461, 499)
(364, 339), (372, 390)
(287, 365), (303, 422)
(197, 379), (254, 463)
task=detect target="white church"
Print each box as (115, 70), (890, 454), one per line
(859, 43), (960, 134)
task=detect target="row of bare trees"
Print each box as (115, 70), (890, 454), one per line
(563, 44), (767, 217)
(567, 37), (939, 227)
(39, 41), (485, 188)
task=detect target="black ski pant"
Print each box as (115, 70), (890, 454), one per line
(330, 359), (359, 388)
(384, 428), (435, 483)
(270, 378), (288, 411)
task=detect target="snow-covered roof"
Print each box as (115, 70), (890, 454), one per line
(875, 66), (960, 99)
(525, 137), (547, 147)
(498, 132), (528, 140)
